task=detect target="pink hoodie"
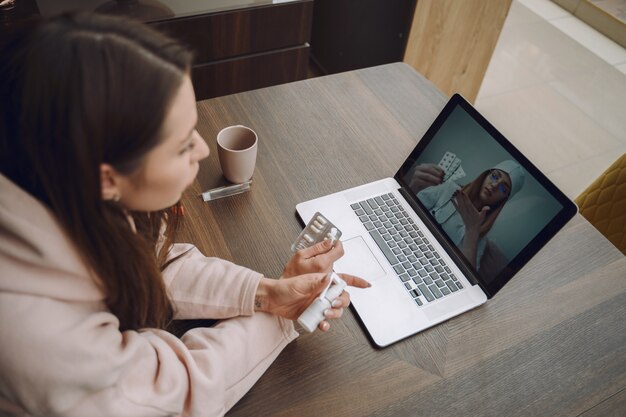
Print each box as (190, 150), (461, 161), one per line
(0, 174), (298, 416)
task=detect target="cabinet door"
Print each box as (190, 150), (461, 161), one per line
(191, 45), (309, 100)
(150, 1), (313, 62)
(310, 0), (416, 74)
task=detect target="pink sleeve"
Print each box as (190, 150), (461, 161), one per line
(162, 243), (264, 320)
(0, 293), (297, 417)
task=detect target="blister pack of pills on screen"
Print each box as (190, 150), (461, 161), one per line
(291, 212), (342, 252)
(438, 151), (467, 182)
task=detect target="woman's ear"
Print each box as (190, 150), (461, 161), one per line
(100, 163), (121, 201)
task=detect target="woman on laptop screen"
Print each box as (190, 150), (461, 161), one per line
(408, 161), (525, 270)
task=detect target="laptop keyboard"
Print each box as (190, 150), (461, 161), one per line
(351, 193), (463, 307)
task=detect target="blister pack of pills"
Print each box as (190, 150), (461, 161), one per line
(438, 151), (466, 182)
(291, 212), (342, 252)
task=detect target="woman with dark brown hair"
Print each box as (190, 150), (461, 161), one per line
(0, 12), (368, 416)
(409, 161), (525, 268)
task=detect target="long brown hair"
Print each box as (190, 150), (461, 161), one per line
(0, 13), (193, 330)
(461, 171), (508, 238)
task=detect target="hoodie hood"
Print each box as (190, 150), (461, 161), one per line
(0, 174), (102, 301)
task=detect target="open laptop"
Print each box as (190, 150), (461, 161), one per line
(296, 93), (577, 347)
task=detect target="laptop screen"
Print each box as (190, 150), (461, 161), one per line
(395, 94), (577, 297)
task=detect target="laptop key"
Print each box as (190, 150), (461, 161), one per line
(375, 196), (384, 205)
(392, 247), (402, 255)
(351, 203), (361, 210)
(417, 284), (434, 302)
(369, 230), (399, 265)
(430, 285), (443, 299)
(441, 287), (451, 296)
(415, 298), (423, 306)
(360, 201), (373, 215)
(393, 265), (405, 274)
(364, 222), (375, 231)
(399, 273), (410, 282)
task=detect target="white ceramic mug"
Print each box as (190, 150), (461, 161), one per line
(217, 125), (258, 184)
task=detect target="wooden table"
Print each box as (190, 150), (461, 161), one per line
(179, 63), (626, 416)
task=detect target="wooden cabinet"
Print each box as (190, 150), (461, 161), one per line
(0, 0), (314, 100)
(403, 0), (513, 103)
(310, 0), (416, 75)
(150, 1), (313, 100)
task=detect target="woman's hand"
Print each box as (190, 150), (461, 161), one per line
(255, 273), (370, 332)
(282, 239), (344, 277)
(409, 164), (444, 192)
(452, 190), (489, 234)
(452, 190), (488, 268)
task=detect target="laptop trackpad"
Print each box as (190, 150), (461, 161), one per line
(335, 237), (386, 283)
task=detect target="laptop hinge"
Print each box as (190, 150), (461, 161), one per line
(398, 187), (488, 294)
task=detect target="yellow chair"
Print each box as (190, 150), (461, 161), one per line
(575, 153), (626, 256)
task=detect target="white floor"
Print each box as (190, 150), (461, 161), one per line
(475, 0), (626, 200)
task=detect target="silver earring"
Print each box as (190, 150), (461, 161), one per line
(113, 193), (121, 202)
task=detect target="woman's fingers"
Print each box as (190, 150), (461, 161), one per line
(338, 273), (371, 289)
(318, 320), (330, 332)
(324, 307), (343, 319)
(298, 238), (340, 259)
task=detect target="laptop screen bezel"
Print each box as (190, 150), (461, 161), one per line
(394, 93), (578, 298)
